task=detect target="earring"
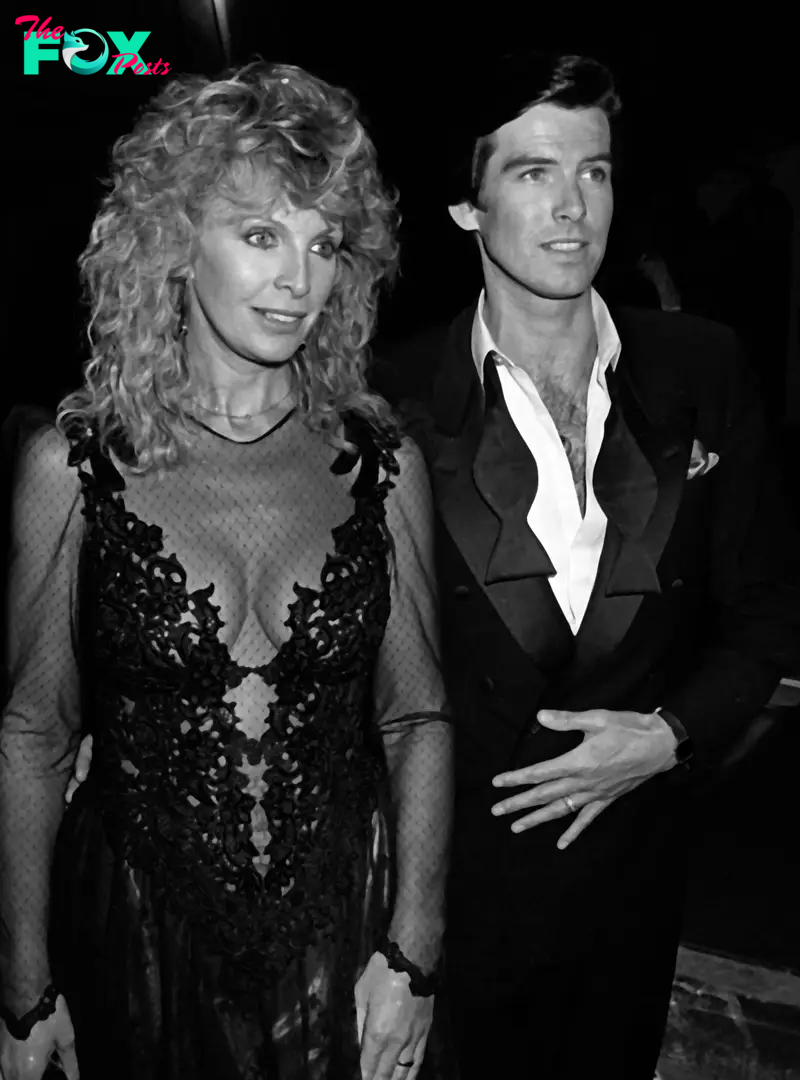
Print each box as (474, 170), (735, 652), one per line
(178, 272), (193, 339)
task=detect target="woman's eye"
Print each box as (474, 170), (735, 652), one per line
(314, 239), (340, 259)
(245, 229), (277, 248)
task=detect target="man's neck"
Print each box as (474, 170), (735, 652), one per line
(483, 279), (597, 392)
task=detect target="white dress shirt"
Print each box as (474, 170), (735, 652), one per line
(472, 290), (622, 634)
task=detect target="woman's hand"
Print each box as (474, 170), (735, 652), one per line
(65, 735), (93, 806)
(355, 952), (433, 1080)
(0, 995), (79, 1079)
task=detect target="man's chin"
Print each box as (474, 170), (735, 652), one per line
(506, 267), (597, 303)
(542, 287), (591, 301)
(524, 281), (594, 302)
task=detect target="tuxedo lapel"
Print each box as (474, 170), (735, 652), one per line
(428, 308), (573, 662)
(560, 361), (694, 680)
(601, 365), (693, 596)
(592, 367), (661, 596)
(473, 357), (554, 584)
(423, 303), (694, 674)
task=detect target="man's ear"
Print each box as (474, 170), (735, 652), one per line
(448, 201), (483, 233)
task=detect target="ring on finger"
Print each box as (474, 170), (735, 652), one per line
(563, 795), (577, 814)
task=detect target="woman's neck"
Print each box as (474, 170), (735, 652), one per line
(187, 336), (295, 419)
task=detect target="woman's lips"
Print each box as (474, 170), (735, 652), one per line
(252, 307), (306, 332)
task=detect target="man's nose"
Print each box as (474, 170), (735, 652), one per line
(552, 179), (587, 221)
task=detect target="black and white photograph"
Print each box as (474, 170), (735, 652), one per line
(2, 7), (799, 1079)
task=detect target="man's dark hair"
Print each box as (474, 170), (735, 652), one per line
(447, 52), (621, 208)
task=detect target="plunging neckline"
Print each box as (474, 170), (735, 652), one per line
(83, 413), (390, 689)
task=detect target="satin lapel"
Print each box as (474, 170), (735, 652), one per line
(561, 364), (694, 679)
(473, 358), (554, 584)
(429, 318), (572, 660)
(603, 365), (693, 594)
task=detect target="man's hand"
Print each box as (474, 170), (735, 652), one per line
(65, 734), (93, 806)
(491, 709), (678, 848)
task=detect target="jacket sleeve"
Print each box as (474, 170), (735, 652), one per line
(660, 334), (800, 762)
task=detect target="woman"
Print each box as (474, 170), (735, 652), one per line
(0, 62), (452, 1080)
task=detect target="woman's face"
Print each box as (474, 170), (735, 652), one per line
(186, 188), (342, 369)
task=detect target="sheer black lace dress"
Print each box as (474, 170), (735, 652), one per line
(0, 405), (452, 1079)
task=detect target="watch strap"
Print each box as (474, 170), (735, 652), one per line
(656, 707), (694, 766)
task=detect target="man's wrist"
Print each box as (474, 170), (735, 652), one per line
(655, 707), (694, 767)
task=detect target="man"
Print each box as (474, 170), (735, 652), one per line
(371, 52), (800, 1078)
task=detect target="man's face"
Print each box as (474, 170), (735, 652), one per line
(451, 103), (613, 301)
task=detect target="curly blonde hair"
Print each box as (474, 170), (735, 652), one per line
(57, 61), (399, 471)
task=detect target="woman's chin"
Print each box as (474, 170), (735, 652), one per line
(241, 338), (305, 367)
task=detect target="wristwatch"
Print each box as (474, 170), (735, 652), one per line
(655, 707), (694, 767)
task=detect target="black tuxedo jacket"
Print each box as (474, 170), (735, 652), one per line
(371, 302), (800, 994)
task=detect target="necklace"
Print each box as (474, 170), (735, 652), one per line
(193, 393), (293, 421)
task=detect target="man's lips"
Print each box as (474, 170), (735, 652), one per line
(540, 239), (589, 251)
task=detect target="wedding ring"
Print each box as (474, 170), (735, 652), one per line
(398, 1062), (414, 1069)
(564, 795), (577, 814)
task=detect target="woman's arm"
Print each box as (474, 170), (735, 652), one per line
(373, 436), (453, 973)
(0, 419), (84, 1015)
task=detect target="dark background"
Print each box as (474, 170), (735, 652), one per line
(4, 8), (799, 413)
(4, 5), (800, 974)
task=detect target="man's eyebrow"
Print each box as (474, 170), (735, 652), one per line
(500, 151), (613, 173)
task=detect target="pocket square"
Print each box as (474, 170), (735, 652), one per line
(687, 438), (719, 479)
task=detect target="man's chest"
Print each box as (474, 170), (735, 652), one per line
(520, 376), (590, 517)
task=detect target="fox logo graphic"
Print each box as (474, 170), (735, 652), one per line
(60, 28), (109, 75)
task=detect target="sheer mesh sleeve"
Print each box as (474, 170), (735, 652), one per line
(374, 435), (452, 975)
(1, 415), (84, 1014)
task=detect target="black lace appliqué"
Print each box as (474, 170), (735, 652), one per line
(65, 416), (401, 1002)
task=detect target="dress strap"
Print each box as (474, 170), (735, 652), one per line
(87, 446), (126, 494)
(63, 416), (127, 499)
(332, 413), (401, 500)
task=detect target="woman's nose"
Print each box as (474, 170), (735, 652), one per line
(275, 251), (311, 297)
